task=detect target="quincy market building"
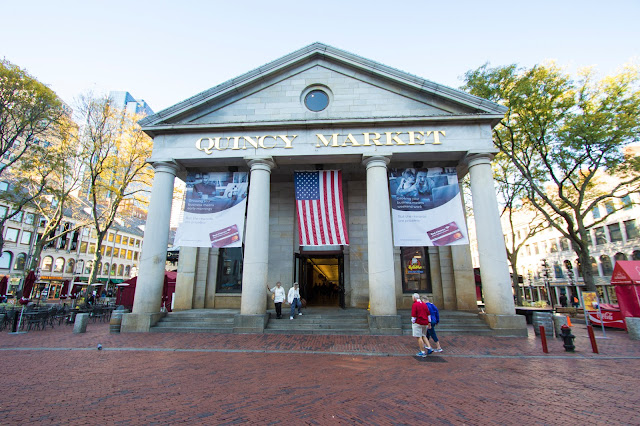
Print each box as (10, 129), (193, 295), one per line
(121, 43), (526, 336)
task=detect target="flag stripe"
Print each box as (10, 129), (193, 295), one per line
(294, 170), (349, 246)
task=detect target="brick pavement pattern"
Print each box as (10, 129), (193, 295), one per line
(1, 322), (639, 425)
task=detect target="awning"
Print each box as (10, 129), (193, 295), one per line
(610, 261), (640, 285)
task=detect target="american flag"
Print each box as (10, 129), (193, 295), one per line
(294, 170), (349, 246)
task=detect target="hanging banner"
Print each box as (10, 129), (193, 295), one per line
(389, 167), (469, 247)
(175, 171), (249, 248)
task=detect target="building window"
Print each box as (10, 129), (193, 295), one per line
(120, 249), (126, 259)
(0, 181), (8, 191)
(124, 265), (131, 277)
(24, 213), (35, 225)
(0, 206), (7, 219)
(80, 241), (88, 253)
(590, 257), (598, 276)
(111, 263), (117, 275)
(54, 257), (65, 273)
(77, 260), (84, 274)
(105, 246), (112, 257)
(89, 244), (96, 254)
(548, 239), (558, 253)
(10, 210), (23, 223)
(592, 206), (601, 219)
(525, 245), (531, 256)
(553, 262), (564, 279)
(122, 237), (128, 246)
(13, 252), (26, 270)
(133, 252), (139, 261)
(304, 89), (330, 112)
(85, 261), (93, 275)
(103, 263), (109, 275)
(622, 195), (633, 210)
(216, 248), (243, 293)
(608, 223), (622, 242)
(107, 233), (114, 242)
(41, 256), (53, 272)
(66, 258), (75, 274)
(0, 251), (12, 269)
(600, 255), (613, 275)
(117, 264), (124, 276)
(624, 220), (639, 240)
(134, 239), (139, 247)
(614, 252), (627, 264)
(594, 227), (607, 245)
(113, 248), (119, 258)
(400, 247), (432, 293)
(5, 228), (19, 243)
(19, 231), (32, 245)
(115, 234), (121, 244)
(604, 201), (615, 214)
(126, 250), (132, 260)
(560, 238), (569, 251)
(533, 243), (539, 255)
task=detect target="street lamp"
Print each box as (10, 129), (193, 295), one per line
(541, 259), (554, 308)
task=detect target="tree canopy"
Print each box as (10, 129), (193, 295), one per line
(463, 62), (640, 291)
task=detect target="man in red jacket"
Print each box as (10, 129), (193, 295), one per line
(411, 293), (434, 357)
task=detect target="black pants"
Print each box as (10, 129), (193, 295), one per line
(275, 302), (282, 318)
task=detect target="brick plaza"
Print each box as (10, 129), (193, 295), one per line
(1, 323), (638, 425)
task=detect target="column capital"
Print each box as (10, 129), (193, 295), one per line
(362, 154), (392, 170)
(463, 152), (494, 168)
(149, 160), (182, 176)
(245, 156), (275, 172)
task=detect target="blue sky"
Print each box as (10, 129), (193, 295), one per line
(2, 0), (639, 113)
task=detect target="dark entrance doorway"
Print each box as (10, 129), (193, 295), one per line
(294, 253), (344, 308)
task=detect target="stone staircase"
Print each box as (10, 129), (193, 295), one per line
(264, 308), (371, 335)
(150, 308), (495, 335)
(399, 310), (494, 336)
(151, 309), (237, 333)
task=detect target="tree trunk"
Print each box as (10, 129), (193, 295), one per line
(578, 250), (596, 292)
(510, 255), (523, 306)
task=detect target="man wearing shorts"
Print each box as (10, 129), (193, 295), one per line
(411, 293), (434, 357)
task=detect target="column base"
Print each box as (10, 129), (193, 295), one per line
(120, 312), (166, 332)
(233, 314), (269, 334)
(480, 313), (528, 337)
(368, 315), (402, 335)
(626, 317), (640, 340)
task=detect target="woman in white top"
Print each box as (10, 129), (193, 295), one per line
(267, 281), (286, 319)
(288, 282), (303, 320)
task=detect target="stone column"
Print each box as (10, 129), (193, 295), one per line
(235, 157), (275, 332)
(363, 155), (401, 334)
(122, 161), (179, 332)
(466, 153), (526, 335)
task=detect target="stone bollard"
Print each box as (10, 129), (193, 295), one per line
(73, 313), (89, 334)
(626, 317), (640, 340)
(553, 314), (569, 338)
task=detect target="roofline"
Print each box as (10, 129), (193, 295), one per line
(139, 42), (507, 128)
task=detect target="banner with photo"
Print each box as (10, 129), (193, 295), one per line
(389, 167), (469, 247)
(174, 171), (249, 248)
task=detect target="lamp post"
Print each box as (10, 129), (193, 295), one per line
(541, 259), (554, 308)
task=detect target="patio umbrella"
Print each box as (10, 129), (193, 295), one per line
(59, 279), (70, 299)
(0, 276), (8, 296)
(20, 271), (36, 304)
(70, 284), (83, 299)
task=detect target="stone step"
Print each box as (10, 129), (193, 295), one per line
(264, 328), (371, 335)
(160, 317), (235, 325)
(150, 326), (234, 333)
(266, 323), (370, 330)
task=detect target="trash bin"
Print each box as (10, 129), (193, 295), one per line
(552, 314), (569, 338)
(532, 311), (554, 337)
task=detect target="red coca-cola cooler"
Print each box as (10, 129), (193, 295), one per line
(586, 303), (626, 330)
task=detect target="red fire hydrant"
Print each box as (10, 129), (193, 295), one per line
(560, 324), (575, 352)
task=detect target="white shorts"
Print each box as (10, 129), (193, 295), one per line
(412, 323), (427, 338)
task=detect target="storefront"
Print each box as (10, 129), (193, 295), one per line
(121, 43), (527, 335)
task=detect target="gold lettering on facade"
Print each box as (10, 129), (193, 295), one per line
(432, 130), (445, 145)
(316, 134), (339, 147)
(196, 137), (215, 155)
(278, 135), (296, 149)
(258, 135), (276, 149)
(342, 134), (360, 147)
(385, 132), (406, 145)
(408, 131), (425, 145)
(242, 136), (259, 150)
(363, 132), (382, 146)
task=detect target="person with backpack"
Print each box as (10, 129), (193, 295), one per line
(421, 295), (443, 353)
(411, 293), (434, 357)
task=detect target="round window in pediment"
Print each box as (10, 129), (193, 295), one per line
(304, 89), (329, 112)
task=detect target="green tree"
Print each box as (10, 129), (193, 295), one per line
(0, 60), (65, 253)
(463, 63), (640, 291)
(77, 94), (153, 289)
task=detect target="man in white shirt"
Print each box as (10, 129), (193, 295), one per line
(288, 282), (303, 320)
(267, 282), (286, 319)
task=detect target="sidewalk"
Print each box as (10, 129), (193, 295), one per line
(0, 322), (638, 425)
(1, 320), (638, 358)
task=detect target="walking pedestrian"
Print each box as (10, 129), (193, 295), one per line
(288, 282), (303, 320)
(411, 293), (433, 357)
(421, 295), (443, 352)
(267, 282), (286, 319)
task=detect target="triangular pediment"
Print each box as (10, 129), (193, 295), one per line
(140, 43), (506, 132)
